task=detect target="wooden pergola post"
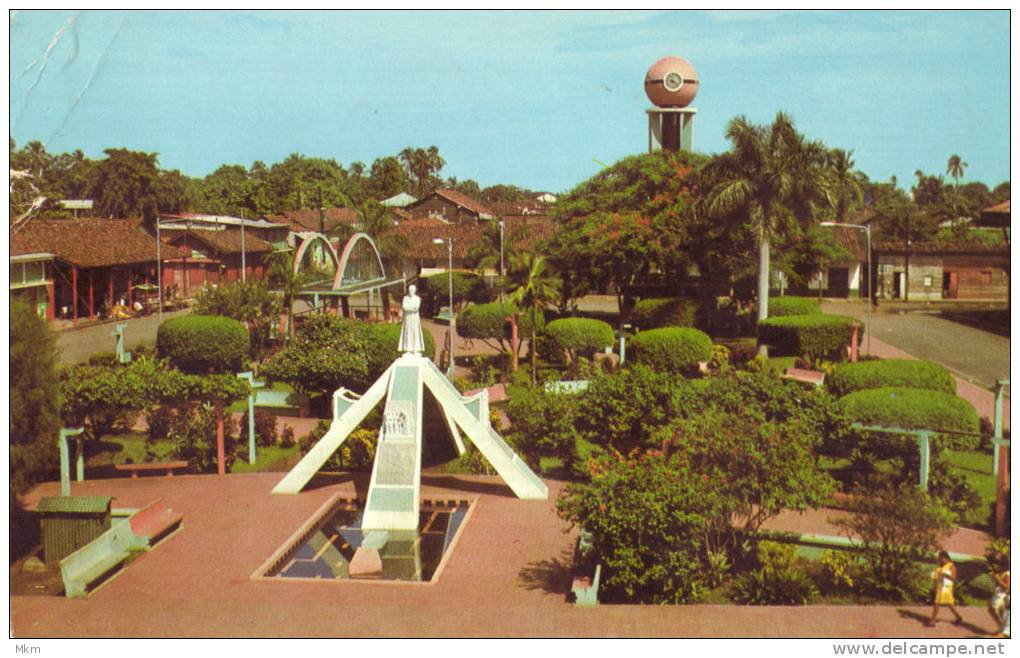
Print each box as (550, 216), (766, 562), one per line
(88, 269), (95, 320)
(71, 266), (79, 324)
(216, 402), (226, 476)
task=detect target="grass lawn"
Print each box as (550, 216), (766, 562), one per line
(90, 432), (173, 466)
(943, 448), (997, 528)
(231, 444), (301, 473)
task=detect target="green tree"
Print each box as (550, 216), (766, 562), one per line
(266, 250), (312, 337)
(355, 199), (406, 267)
(88, 148), (187, 223)
(368, 156), (408, 199)
(507, 253), (560, 386)
(822, 148), (864, 222)
(192, 281), (281, 367)
(10, 298), (61, 495)
(946, 154), (968, 188)
(399, 146), (446, 197)
(704, 113), (827, 351)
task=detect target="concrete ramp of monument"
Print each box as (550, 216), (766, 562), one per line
(271, 352), (548, 530)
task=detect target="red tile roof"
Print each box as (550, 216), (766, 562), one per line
(831, 226), (867, 261)
(10, 218), (189, 268)
(982, 200), (1010, 214)
(393, 216), (558, 261)
(171, 228), (274, 255)
(267, 208), (360, 233)
(408, 189), (495, 219)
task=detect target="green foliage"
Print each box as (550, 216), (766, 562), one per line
(88, 148), (187, 223)
(631, 297), (701, 330)
(261, 314), (369, 397)
(628, 327), (713, 375)
(827, 359), (956, 398)
(10, 298), (61, 495)
(506, 386), (580, 469)
(557, 453), (719, 603)
(192, 281), (281, 362)
(767, 296), (822, 317)
(167, 403), (239, 473)
(239, 408), (279, 447)
(157, 315), (249, 374)
(544, 318), (614, 362)
(419, 271), (487, 316)
(818, 549), (860, 592)
(834, 480), (956, 602)
(732, 541), (818, 605)
(575, 365), (698, 454)
(838, 387), (980, 440)
(667, 406), (836, 540)
(757, 314), (860, 361)
(261, 314), (434, 398)
(457, 301), (542, 356)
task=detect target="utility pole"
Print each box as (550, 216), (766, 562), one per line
(240, 208), (247, 283)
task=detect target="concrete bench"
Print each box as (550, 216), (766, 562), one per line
(781, 368), (826, 387)
(60, 522), (135, 598)
(115, 460), (189, 479)
(128, 498), (183, 549)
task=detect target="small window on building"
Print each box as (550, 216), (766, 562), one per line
(923, 276), (932, 287)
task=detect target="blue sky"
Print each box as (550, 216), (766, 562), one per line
(9, 9), (1011, 194)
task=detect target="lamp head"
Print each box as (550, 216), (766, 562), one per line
(432, 238), (445, 245)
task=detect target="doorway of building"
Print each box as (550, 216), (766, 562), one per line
(892, 272), (904, 299)
(828, 268), (850, 297)
(942, 271), (959, 299)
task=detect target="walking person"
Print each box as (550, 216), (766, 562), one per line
(987, 556), (1010, 637)
(928, 550), (963, 627)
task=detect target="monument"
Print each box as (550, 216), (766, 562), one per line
(273, 286), (547, 534)
(645, 55), (699, 152)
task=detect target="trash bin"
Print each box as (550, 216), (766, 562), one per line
(36, 496), (112, 565)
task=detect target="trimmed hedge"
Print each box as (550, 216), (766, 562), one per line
(631, 297), (700, 329)
(628, 327), (713, 375)
(838, 387), (980, 438)
(544, 318), (614, 359)
(827, 359), (956, 398)
(458, 301), (543, 341)
(768, 296), (822, 318)
(157, 315), (248, 374)
(757, 314), (861, 361)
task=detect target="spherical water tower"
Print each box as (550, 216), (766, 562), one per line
(644, 56), (699, 152)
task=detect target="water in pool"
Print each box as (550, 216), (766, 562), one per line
(270, 502), (469, 582)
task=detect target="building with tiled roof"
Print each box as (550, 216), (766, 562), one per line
(266, 207), (360, 235)
(405, 189), (495, 223)
(10, 218), (190, 322)
(873, 241), (1008, 301)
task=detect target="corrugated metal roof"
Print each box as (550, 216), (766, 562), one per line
(36, 495), (112, 514)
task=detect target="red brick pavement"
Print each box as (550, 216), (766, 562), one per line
(11, 474), (999, 638)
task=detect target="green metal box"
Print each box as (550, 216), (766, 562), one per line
(36, 496), (112, 565)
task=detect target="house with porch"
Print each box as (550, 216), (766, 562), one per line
(405, 189), (495, 223)
(10, 218), (189, 323)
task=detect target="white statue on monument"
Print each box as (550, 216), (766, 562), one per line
(398, 284), (426, 354)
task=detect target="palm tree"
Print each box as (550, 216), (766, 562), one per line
(507, 253), (560, 386)
(266, 251), (311, 337)
(823, 148), (863, 222)
(355, 199), (406, 269)
(946, 154), (967, 188)
(704, 112), (826, 355)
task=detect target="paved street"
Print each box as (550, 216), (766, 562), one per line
(54, 309), (190, 366)
(822, 301), (1010, 391)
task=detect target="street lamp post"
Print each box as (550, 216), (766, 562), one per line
(820, 221), (871, 355)
(240, 209), (247, 283)
(433, 237), (456, 377)
(498, 219), (505, 302)
(156, 216), (163, 323)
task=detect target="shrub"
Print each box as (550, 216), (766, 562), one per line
(828, 359), (956, 397)
(506, 386), (580, 469)
(157, 315), (249, 374)
(239, 408), (279, 447)
(457, 301), (542, 358)
(544, 317), (615, 363)
(757, 314), (861, 361)
(628, 327), (713, 375)
(167, 403), (239, 473)
(279, 426), (296, 449)
(87, 352), (120, 367)
(575, 365), (699, 454)
(768, 296), (822, 317)
(818, 549), (860, 592)
(834, 480), (955, 602)
(838, 387), (980, 446)
(192, 280), (280, 361)
(360, 322), (437, 382)
(419, 271), (487, 316)
(557, 452), (719, 603)
(631, 297), (700, 329)
(145, 404), (178, 440)
(732, 542), (818, 605)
